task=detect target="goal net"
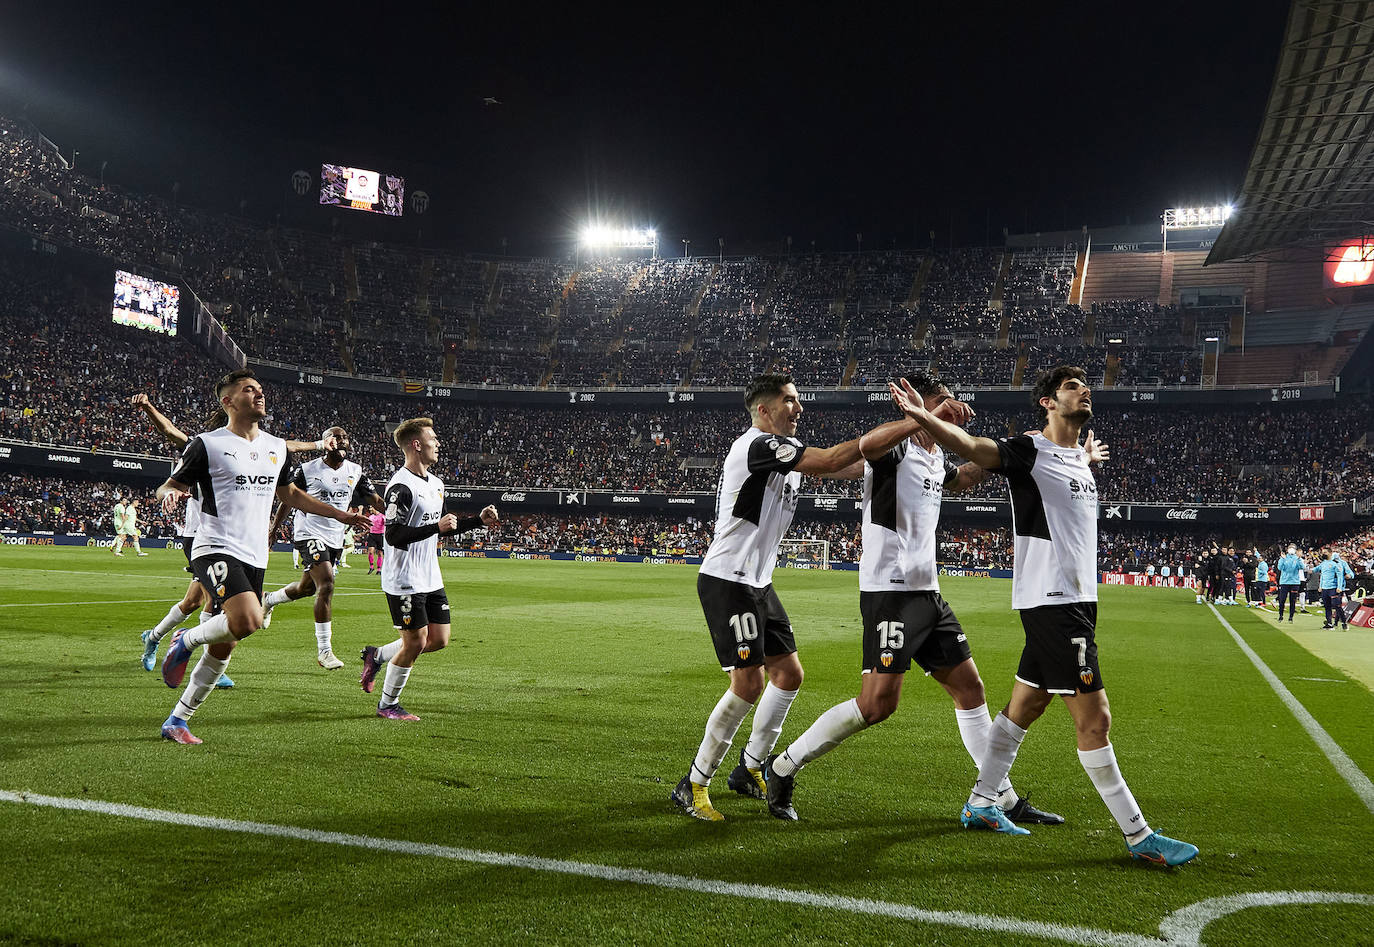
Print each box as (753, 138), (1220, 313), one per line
(778, 539), (830, 570)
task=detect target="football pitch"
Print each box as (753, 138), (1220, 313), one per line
(2, 546), (1371, 946)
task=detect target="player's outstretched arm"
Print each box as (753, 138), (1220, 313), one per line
(278, 483), (370, 528)
(284, 435), (334, 454)
(858, 397), (975, 461)
(131, 394), (190, 448)
(795, 437), (862, 477)
(889, 378), (1001, 470)
(945, 461), (991, 495)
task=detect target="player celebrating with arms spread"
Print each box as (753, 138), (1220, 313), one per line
(889, 365), (1198, 866)
(358, 418), (498, 720)
(671, 372), (875, 822)
(762, 372), (1062, 828)
(261, 426), (385, 668)
(156, 370), (370, 744)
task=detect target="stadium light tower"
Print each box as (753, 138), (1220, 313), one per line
(1161, 205), (1233, 253)
(579, 225), (658, 258)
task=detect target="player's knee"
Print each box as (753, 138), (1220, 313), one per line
(770, 666), (803, 691)
(315, 576), (335, 597)
(731, 677), (766, 704)
(858, 694), (897, 725)
(1076, 709), (1111, 741)
(233, 611), (261, 638)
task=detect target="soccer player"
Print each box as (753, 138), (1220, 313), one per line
(761, 372), (1063, 828)
(133, 394), (334, 672)
(669, 372), (873, 823)
(155, 369), (370, 744)
(366, 509), (386, 574)
(260, 426), (385, 668)
(1275, 545), (1303, 622)
(888, 366), (1198, 866)
(1253, 550), (1269, 609)
(111, 495), (146, 556)
(358, 417), (498, 720)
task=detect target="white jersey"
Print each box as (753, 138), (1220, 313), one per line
(381, 465), (445, 595)
(170, 457), (203, 536)
(699, 427), (806, 589)
(995, 433), (1098, 610)
(860, 441), (959, 593)
(290, 458), (377, 548)
(169, 427), (296, 569)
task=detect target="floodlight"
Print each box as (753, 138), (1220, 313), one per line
(1107, 337), (1124, 343)
(1204, 336), (1219, 342)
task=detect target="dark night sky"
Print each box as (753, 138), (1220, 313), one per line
(0, 1), (1292, 255)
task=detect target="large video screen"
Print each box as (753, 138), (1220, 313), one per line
(320, 163), (404, 216)
(112, 270), (179, 336)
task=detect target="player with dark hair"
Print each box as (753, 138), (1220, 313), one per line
(888, 365), (1197, 865)
(671, 373), (876, 822)
(762, 372), (1062, 827)
(357, 417), (498, 719)
(260, 426), (385, 669)
(1275, 545), (1304, 622)
(155, 369), (370, 744)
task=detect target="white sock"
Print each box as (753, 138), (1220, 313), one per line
(380, 661), (412, 707)
(184, 613), (236, 648)
(954, 703), (1016, 803)
(690, 689), (753, 785)
(113, 536), (125, 554)
(150, 604), (189, 642)
(263, 588), (292, 610)
(968, 713), (1026, 807)
(1078, 743), (1150, 843)
(199, 607), (215, 624)
(377, 638), (404, 663)
(743, 683), (800, 765)
(292, 551), (301, 569)
(772, 698), (868, 777)
(133, 540), (143, 553)
(173, 652), (230, 720)
(315, 621), (332, 652)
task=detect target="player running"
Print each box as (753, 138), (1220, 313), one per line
(670, 372), (880, 822)
(762, 372), (1063, 828)
(260, 426), (385, 668)
(889, 366), (1198, 866)
(155, 369), (370, 744)
(134, 394), (335, 674)
(358, 417), (498, 720)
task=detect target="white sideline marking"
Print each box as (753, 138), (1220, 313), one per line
(1292, 676), (1347, 684)
(1158, 891), (1374, 947)
(1, 591), (378, 608)
(3, 790), (1370, 945)
(0, 790), (1152, 946)
(1208, 605), (1374, 814)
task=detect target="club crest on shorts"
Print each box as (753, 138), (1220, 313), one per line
(216, 584), (225, 598)
(1079, 667), (1094, 686)
(880, 651), (894, 668)
(737, 644), (751, 661)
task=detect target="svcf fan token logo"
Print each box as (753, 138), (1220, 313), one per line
(880, 651), (894, 668)
(737, 644), (751, 661)
(1079, 667), (1094, 686)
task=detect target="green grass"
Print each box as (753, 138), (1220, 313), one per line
(1, 546), (1372, 946)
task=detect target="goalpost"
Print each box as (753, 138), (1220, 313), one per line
(778, 539), (830, 570)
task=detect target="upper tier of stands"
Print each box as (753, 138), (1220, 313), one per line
(2, 111), (1368, 392)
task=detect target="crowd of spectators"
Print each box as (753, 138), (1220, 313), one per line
(0, 472), (175, 535)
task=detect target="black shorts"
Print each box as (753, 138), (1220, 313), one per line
(697, 573), (795, 670)
(179, 536), (196, 574)
(385, 588), (451, 630)
(367, 533), (385, 551)
(859, 590), (972, 674)
(295, 538), (342, 570)
(191, 554), (266, 613)
(1015, 602), (1103, 695)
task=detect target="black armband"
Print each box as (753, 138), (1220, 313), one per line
(385, 522), (439, 550)
(456, 515), (484, 533)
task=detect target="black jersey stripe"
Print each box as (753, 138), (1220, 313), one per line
(731, 470), (772, 526)
(1006, 469), (1052, 541)
(869, 459), (899, 531)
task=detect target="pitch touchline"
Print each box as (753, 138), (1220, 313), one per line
(0, 591), (380, 608)
(0, 789), (1154, 946)
(4, 790), (1369, 946)
(1208, 604), (1374, 814)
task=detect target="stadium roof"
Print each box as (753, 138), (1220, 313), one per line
(1207, 1), (1374, 264)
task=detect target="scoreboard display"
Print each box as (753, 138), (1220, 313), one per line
(320, 164), (404, 216)
(112, 270), (179, 336)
